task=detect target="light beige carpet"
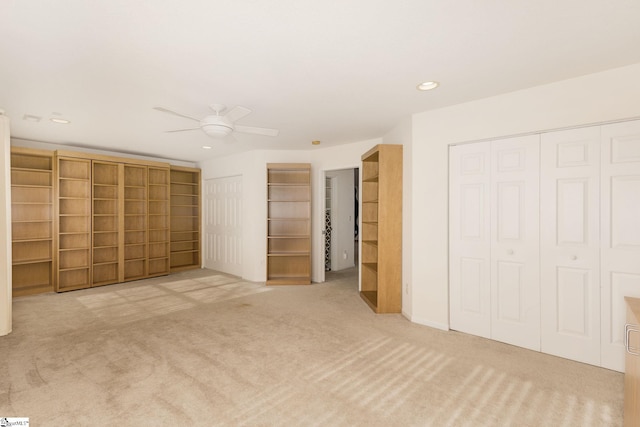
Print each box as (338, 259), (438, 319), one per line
(0, 268), (624, 426)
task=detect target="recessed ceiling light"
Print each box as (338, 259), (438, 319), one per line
(417, 81), (439, 91)
(311, 140), (321, 145)
(202, 146), (212, 149)
(23, 114), (42, 122)
(50, 117), (70, 124)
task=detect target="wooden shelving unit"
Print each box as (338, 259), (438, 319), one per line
(56, 156), (92, 291)
(123, 164), (148, 281)
(266, 163), (311, 285)
(148, 166), (170, 276)
(92, 160), (120, 286)
(10, 148), (197, 294)
(10, 147), (55, 296)
(360, 144), (402, 313)
(170, 166), (201, 272)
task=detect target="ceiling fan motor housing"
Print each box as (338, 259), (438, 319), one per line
(200, 115), (233, 138)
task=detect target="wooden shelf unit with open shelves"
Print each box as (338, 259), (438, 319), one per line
(148, 166), (170, 276)
(56, 155), (92, 291)
(170, 166), (201, 272)
(92, 160), (121, 286)
(10, 147), (55, 296)
(266, 163), (311, 285)
(360, 144), (402, 313)
(10, 147), (195, 294)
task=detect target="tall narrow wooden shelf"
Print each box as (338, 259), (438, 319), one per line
(625, 297), (640, 426)
(56, 155), (92, 291)
(170, 166), (201, 272)
(10, 147), (55, 296)
(148, 166), (170, 276)
(266, 163), (311, 285)
(92, 160), (121, 286)
(123, 164), (148, 281)
(360, 144), (402, 313)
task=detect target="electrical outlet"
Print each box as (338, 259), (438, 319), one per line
(343, 250), (348, 260)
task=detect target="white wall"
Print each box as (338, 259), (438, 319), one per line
(409, 62), (640, 330)
(198, 139), (380, 283)
(1, 114), (12, 336)
(198, 149), (311, 281)
(325, 169), (355, 271)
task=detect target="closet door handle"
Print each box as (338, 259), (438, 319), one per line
(507, 249), (514, 255)
(570, 255), (577, 261)
(625, 323), (640, 356)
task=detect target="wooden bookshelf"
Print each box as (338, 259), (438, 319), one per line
(56, 156), (92, 291)
(170, 166), (201, 272)
(148, 166), (170, 276)
(10, 148), (196, 294)
(92, 160), (121, 286)
(266, 163), (311, 285)
(122, 164), (148, 281)
(10, 147), (55, 296)
(360, 144), (402, 313)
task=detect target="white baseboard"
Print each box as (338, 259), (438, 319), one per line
(403, 312), (450, 331)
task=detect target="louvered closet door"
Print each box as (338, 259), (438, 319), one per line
(540, 127), (601, 365)
(449, 142), (491, 338)
(600, 120), (640, 372)
(490, 135), (540, 351)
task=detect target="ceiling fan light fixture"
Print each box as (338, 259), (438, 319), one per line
(201, 124), (233, 138)
(417, 81), (439, 91)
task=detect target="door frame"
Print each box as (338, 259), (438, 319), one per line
(317, 166), (359, 284)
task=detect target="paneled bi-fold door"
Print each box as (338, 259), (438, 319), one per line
(451, 119), (640, 371)
(600, 120), (640, 372)
(490, 136), (540, 351)
(203, 175), (243, 277)
(540, 127), (601, 366)
(450, 135), (540, 351)
(449, 141), (491, 338)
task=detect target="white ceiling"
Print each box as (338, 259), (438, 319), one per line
(1, 0), (639, 162)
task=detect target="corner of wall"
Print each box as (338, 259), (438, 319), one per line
(0, 114), (12, 336)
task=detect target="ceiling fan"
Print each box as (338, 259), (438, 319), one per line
(153, 104), (279, 139)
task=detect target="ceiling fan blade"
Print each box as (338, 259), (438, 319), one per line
(153, 107), (201, 122)
(224, 106), (251, 123)
(235, 125), (279, 137)
(165, 127), (201, 133)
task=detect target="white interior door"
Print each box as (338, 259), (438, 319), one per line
(203, 175), (243, 277)
(449, 142), (491, 338)
(490, 135), (540, 351)
(540, 127), (601, 365)
(600, 120), (640, 372)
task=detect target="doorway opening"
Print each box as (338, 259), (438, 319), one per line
(323, 168), (359, 276)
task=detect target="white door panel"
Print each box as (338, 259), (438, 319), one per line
(203, 176), (243, 277)
(449, 142), (491, 338)
(540, 127), (601, 365)
(601, 120), (640, 372)
(490, 135), (540, 351)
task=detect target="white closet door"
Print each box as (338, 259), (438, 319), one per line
(600, 120), (640, 372)
(490, 135), (540, 351)
(203, 175), (243, 277)
(449, 142), (491, 338)
(540, 127), (601, 365)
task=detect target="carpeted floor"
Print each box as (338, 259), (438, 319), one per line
(0, 268), (624, 426)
